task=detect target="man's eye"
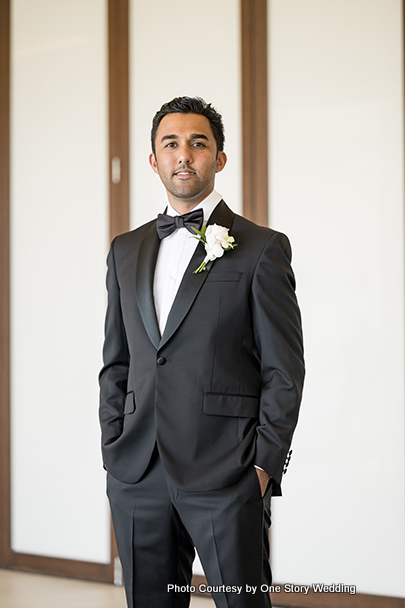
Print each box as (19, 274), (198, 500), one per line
(166, 142), (177, 148)
(192, 142), (205, 147)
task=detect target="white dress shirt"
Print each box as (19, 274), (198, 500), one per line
(153, 189), (223, 335)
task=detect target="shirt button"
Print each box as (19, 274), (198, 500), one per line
(157, 357), (166, 365)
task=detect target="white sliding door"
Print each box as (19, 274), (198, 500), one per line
(11, 0), (110, 563)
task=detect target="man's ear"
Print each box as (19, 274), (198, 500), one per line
(149, 153), (159, 174)
(215, 151), (227, 174)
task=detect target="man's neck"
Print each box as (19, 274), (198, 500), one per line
(169, 202), (199, 215)
(165, 190), (222, 221)
(167, 187), (215, 215)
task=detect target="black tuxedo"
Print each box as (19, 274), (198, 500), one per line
(99, 201), (305, 607)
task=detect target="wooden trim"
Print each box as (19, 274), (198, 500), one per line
(7, 552), (111, 583)
(108, 0), (130, 239)
(241, 0), (269, 226)
(191, 575), (208, 595)
(0, 0), (11, 570)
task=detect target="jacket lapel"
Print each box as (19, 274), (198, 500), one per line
(159, 200), (235, 349)
(135, 222), (161, 349)
(205, 199), (235, 232)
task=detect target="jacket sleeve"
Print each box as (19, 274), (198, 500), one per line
(251, 231), (305, 486)
(98, 238), (130, 452)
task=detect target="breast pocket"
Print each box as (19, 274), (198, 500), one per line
(205, 271), (241, 283)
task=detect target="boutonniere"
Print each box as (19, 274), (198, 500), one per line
(192, 224), (238, 273)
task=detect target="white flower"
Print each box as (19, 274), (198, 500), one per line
(192, 224), (238, 273)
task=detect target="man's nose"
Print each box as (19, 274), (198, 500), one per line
(177, 144), (192, 164)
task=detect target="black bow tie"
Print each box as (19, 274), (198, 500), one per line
(156, 208), (204, 240)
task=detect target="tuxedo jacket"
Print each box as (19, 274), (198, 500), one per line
(99, 201), (305, 495)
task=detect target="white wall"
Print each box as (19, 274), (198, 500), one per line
(268, 0), (405, 597)
(129, 0), (242, 229)
(10, 0), (110, 562)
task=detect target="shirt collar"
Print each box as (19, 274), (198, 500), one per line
(165, 190), (223, 224)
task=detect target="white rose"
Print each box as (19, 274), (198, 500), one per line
(206, 224), (228, 238)
(206, 224), (228, 242)
(206, 224), (232, 251)
(192, 223), (238, 273)
(205, 242), (225, 261)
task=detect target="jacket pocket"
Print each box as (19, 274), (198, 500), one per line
(124, 391), (135, 414)
(205, 271), (241, 282)
(203, 393), (259, 418)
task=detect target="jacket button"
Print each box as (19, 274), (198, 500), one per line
(157, 357), (166, 365)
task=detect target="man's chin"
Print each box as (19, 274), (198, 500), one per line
(168, 187), (205, 202)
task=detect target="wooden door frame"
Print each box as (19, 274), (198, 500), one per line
(241, 0), (269, 225)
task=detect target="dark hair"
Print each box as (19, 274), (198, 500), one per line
(151, 96), (225, 155)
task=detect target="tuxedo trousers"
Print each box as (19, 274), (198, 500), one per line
(107, 447), (272, 608)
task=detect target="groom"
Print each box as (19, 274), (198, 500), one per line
(99, 96), (305, 608)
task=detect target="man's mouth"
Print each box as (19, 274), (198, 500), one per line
(174, 168), (196, 177)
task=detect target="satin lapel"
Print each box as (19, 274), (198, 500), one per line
(205, 199), (235, 233)
(136, 222), (161, 349)
(159, 201), (235, 349)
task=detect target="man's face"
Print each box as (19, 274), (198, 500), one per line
(149, 113), (227, 212)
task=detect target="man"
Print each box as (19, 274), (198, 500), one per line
(99, 96), (304, 608)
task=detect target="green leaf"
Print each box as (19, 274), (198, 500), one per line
(191, 226), (205, 238)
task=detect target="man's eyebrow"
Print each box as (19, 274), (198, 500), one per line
(190, 133), (209, 141)
(160, 133), (210, 143)
(161, 134), (178, 142)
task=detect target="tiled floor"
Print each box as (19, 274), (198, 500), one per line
(0, 569), (216, 608)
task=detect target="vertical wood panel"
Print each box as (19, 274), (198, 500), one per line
(109, 0), (130, 239)
(108, 0), (130, 578)
(241, 0), (269, 226)
(0, 0), (11, 569)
